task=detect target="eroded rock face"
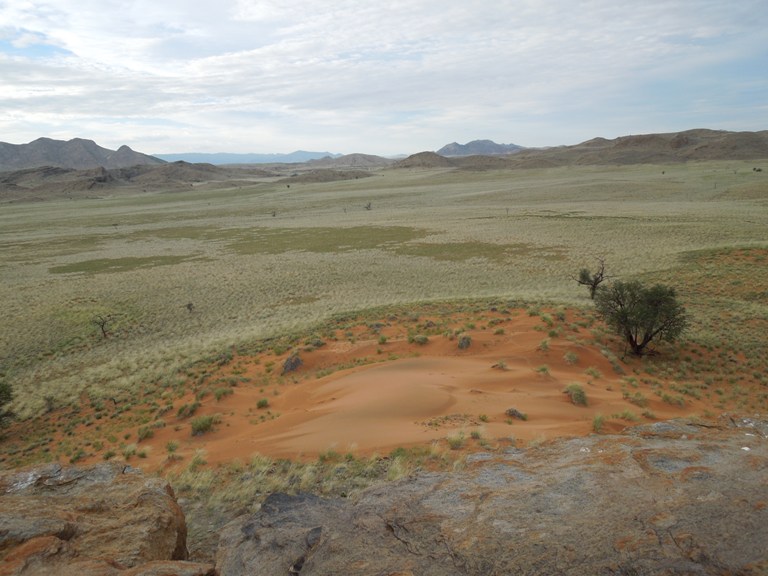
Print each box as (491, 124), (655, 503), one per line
(216, 417), (768, 575)
(0, 462), (214, 576)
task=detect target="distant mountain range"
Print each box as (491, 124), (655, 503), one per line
(153, 151), (342, 164)
(0, 138), (164, 171)
(435, 139), (525, 156)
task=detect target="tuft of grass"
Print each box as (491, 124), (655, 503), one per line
(191, 414), (221, 436)
(137, 425), (154, 442)
(177, 402), (201, 419)
(257, 398), (270, 409)
(592, 414), (605, 433)
(612, 409), (639, 422)
(585, 366), (602, 379)
(563, 351), (579, 365)
(564, 383), (588, 406)
(446, 431), (466, 450)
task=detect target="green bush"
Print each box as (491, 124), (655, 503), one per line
(191, 414), (220, 436)
(177, 401), (201, 419)
(592, 414), (605, 433)
(137, 426), (154, 442)
(563, 351), (579, 365)
(564, 383), (588, 406)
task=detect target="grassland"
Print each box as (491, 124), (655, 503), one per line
(2, 158), (766, 562)
(1, 160), (766, 421)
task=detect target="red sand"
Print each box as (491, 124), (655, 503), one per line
(130, 311), (711, 471)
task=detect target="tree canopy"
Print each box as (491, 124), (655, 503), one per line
(594, 280), (688, 356)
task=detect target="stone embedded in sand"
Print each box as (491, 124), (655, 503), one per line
(282, 352), (303, 375)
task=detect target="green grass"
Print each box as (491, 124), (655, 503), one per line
(564, 383), (588, 406)
(0, 159), (766, 424)
(190, 414), (220, 436)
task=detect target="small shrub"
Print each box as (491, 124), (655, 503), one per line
(177, 402), (201, 419)
(613, 409), (639, 422)
(478, 414), (489, 423)
(505, 407), (528, 421)
(257, 398), (270, 409)
(411, 334), (429, 345)
(535, 365), (550, 376)
(191, 414), (220, 436)
(626, 392), (648, 408)
(538, 338), (550, 352)
(166, 440), (179, 453)
(564, 383), (588, 406)
(585, 366), (602, 379)
(214, 387), (234, 401)
(103, 450), (116, 460)
(592, 414), (605, 433)
(458, 335), (472, 350)
(378, 335), (388, 345)
(137, 426), (154, 442)
(563, 351), (579, 365)
(69, 449), (86, 464)
(447, 431), (465, 450)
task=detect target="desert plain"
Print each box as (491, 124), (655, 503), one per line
(1, 155), (767, 558)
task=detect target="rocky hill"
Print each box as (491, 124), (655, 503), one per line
(307, 153), (393, 168)
(0, 161), (278, 202)
(392, 129), (768, 170)
(2, 417), (765, 575)
(436, 139), (525, 156)
(0, 138), (165, 171)
(392, 151), (456, 168)
(514, 128), (768, 166)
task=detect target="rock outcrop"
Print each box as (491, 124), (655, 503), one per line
(0, 462), (214, 576)
(216, 417), (768, 575)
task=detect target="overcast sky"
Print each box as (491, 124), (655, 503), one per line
(1, 1), (766, 156)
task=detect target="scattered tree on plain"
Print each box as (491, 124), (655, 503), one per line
(92, 314), (111, 338)
(574, 257), (609, 299)
(594, 280), (687, 356)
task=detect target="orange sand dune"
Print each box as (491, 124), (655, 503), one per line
(134, 312), (710, 471)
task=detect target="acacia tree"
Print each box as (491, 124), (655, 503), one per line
(92, 314), (111, 338)
(594, 280), (687, 356)
(574, 258), (609, 299)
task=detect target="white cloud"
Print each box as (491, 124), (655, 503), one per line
(0, 0), (766, 154)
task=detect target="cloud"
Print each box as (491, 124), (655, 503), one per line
(0, 0), (766, 154)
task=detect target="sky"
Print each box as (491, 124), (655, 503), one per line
(1, 1), (767, 156)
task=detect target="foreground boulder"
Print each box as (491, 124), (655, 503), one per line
(0, 462), (214, 576)
(217, 417), (768, 575)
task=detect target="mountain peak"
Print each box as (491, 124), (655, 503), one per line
(436, 140), (524, 157)
(0, 137), (165, 171)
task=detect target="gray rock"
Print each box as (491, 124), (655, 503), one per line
(216, 419), (768, 575)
